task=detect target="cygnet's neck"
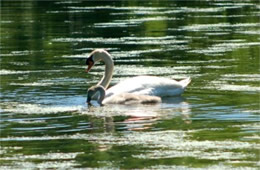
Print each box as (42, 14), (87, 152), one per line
(95, 86), (106, 105)
(87, 85), (106, 105)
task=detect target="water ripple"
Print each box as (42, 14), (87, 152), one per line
(52, 36), (188, 45)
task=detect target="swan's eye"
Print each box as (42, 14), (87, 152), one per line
(86, 55), (94, 65)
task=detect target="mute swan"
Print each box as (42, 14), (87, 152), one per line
(86, 49), (191, 98)
(87, 85), (161, 105)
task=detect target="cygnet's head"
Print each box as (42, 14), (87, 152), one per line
(87, 85), (106, 105)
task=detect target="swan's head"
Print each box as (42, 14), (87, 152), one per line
(85, 49), (112, 73)
(87, 85), (106, 105)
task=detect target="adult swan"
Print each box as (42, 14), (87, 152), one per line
(85, 49), (191, 101)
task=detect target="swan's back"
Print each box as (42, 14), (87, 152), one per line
(106, 76), (191, 97)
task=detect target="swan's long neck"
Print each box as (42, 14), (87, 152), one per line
(97, 53), (114, 89)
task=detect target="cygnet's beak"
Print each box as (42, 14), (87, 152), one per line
(86, 97), (91, 103)
(86, 93), (92, 103)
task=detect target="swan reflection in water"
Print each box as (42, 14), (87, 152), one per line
(84, 97), (191, 152)
(84, 91), (191, 152)
(85, 96), (191, 132)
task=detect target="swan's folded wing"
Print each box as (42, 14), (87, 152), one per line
(105, 76), (188, 97)
(105, 77), (145, 97)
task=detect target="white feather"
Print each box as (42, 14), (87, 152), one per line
(105, 76), (191, 98)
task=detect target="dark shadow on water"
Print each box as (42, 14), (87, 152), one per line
(162, 96), (185, 103)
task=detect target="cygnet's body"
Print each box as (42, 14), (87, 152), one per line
(87, 85), (161, 105)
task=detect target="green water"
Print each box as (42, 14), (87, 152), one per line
(0, 0), (259, 169)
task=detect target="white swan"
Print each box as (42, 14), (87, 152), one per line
(87, 85), (161, 105)
(86, 49), (191, 99)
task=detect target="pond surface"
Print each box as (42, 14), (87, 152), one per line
(1, 0), (259, 169)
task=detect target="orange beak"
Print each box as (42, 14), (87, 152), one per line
(86, 60), (94, 73)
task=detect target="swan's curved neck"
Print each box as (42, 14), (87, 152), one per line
(97, 53), (114, 89)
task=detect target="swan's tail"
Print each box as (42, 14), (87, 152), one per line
(180, 77), (191, 88)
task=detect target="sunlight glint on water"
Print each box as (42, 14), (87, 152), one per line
(0, 0), (259, 169)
